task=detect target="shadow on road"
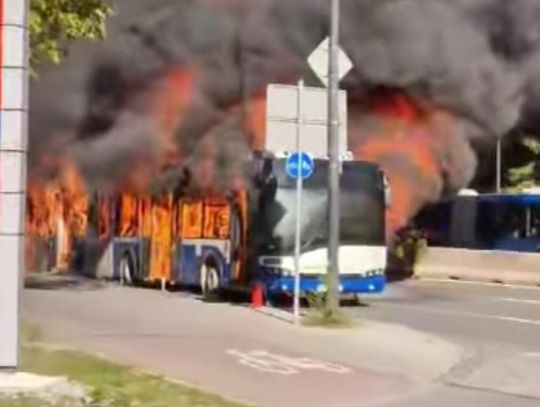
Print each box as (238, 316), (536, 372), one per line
(24, 272), (107, 291)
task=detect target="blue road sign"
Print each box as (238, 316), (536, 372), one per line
(286, 152), (314, 180)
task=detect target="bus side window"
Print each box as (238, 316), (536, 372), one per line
(203, 203), (230, 239)
(180, 201), (203, 239)
(530, 206), (540, 237)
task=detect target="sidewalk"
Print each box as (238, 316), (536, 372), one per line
(22, 279), (462, 407)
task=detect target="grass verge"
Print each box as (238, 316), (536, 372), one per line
(2, 323), (248, 407)
(303, 293), (358, 329)
(302, 310), (357, 328)
(0, 397), (82, 407)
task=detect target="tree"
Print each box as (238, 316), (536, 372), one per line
(505, 137), (540, 192)
(29, 0), (115, 68)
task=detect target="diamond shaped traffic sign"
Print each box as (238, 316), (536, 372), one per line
(307, 37), (353, 88)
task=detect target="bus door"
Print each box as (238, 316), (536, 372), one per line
(176, 199), (204, 285)
(231, 192), (247, 283)
(177, 197), (233, 287)
(148, 195), (174, 282)
(202, 199), (235, 286)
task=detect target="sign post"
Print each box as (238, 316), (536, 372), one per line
(285, 148), (314, 324)
(285, 79), (313, 324)
(293, 79), (304, 324)
(0, 0), (29, 371)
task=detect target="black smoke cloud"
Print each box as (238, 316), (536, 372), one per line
(29, 0), (540, 211)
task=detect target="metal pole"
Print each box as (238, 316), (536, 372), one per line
(293, 79), (304, 324)
(496, 138), (502, 193)
(0, 0), (29, 370)
(161, 277), (166, 292)
(326, 0), (341, 316)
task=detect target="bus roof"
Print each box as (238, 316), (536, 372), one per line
(427, 192), (540, 207)
(478, 193), (540, 204)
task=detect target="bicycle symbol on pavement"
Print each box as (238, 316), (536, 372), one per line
(226, 349), (353, 375)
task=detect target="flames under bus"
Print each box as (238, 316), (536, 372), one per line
(38, 155), (389, 299)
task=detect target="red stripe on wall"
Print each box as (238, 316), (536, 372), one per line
(0, 0), (4, 219)
(0, 0), (3, 109)
(0, 0), (4, 218)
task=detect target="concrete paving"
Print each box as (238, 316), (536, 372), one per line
(450, 351), (540, 399)
(21, 277), (462, 407)
(356, 279), (540, 406)
(0, 372), (87, 404)
(0, 372), (63, 394)
(378, 383), (540, 407)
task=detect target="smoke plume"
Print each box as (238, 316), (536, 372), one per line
(29, 0), (540, 234)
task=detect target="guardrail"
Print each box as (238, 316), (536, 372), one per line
(415, 247), (540, 286)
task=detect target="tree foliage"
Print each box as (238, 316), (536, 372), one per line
(29, 0), (115, 68)
(505, 137), (540, 192)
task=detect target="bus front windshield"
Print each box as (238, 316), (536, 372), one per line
(254, 158), (386, 256)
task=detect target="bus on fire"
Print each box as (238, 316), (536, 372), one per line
(29, 153), (389, 300)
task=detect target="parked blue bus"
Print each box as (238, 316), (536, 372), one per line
(415, 192), (540, 253)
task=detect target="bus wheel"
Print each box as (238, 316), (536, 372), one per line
(119, 254), (135, 286)
(200, 261), (221, 302)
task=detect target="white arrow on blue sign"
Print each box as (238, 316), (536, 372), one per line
(286, 152), (315, 180)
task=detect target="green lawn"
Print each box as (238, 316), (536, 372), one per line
(1, 325), (249, 407)
(0, 399), (81, 407)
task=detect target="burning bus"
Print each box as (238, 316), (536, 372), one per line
(26, 49), (391, 299)
(26, 151), (389, 300)
(26, 60), (390, 300)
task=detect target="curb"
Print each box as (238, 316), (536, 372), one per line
(416, 267), (540, 287)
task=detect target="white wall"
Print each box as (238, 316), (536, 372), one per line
(0, 0), (28, 370)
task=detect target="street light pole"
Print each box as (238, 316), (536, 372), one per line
(326, 0), (341, 316)
(496, 138), (502, 193)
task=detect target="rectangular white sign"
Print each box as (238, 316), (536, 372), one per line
(265, 84), (348, 158)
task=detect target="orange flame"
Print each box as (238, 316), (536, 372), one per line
(244, 96), (267, 151)
(26, 65), (234, 282)
(351, 91), (444, 238)
(26, 158), (88, 272)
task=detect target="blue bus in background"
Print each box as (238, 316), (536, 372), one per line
(415, 191), (540, 253)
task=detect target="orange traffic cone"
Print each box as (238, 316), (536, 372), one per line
(251, 283), (264, 308)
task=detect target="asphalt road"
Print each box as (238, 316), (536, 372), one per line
(356, 278), (540, 406)
(359, 278), (540, 350)
(21, 275), (540, 407)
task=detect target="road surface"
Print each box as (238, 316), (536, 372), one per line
(355, 278), (540, 406)
(21, 275), (540, 407)
(21, 276), (458, 407)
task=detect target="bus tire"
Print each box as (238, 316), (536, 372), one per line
(200, 259), (221, 302)
(119, 253), (135, 286)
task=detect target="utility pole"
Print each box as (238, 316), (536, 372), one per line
(326, 0), (341, 316)
(496, 138), (502, 193)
